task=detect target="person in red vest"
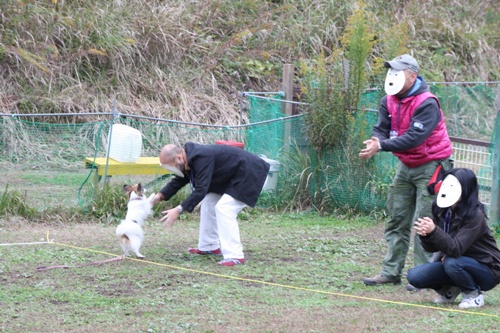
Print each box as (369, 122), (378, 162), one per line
(359, 54), (453, 289)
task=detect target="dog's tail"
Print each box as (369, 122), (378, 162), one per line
(117, 234), (131, 258)
(119, 234), (130, 248)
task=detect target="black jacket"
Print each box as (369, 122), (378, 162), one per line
(421, 209), (500, 284)
(159, 142), (271, 212)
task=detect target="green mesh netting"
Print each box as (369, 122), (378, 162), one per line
(0, 118), (107, 208)
(0, 84), (498, 215)
(242, 84), (499, 212)
(305, 111), (398, 212)
(247, 94), (285, 160)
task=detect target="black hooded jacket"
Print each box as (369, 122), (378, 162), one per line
(420, 208), (500, 284)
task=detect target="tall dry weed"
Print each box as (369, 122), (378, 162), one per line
(0, 0), (498, 123)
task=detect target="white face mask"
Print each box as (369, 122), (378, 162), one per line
(160, 164), (185, 178)
(436, 175), (462, 208)
(384, 68), (406, 95)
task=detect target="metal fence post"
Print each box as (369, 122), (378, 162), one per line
(282, 64), (294, 154)
(489, 86), (500, 225)
(102, 98), (118, 184)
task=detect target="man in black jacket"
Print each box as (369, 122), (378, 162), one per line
(152, 142), (270, 266)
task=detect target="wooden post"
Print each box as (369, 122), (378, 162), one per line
(489, 86), (500, 225)
(282, 64), (294, 153)
(282, 64), (294, 116)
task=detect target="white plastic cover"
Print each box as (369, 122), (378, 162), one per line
(436, 175), (462, 208)
(108, 124), (142, 163)
(384, 68), (406, 95)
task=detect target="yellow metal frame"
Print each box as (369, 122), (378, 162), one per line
(83, 157), (171, 177)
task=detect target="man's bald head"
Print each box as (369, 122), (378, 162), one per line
(160, 144), (182, 165)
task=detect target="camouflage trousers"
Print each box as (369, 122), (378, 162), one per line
(381, 158), (453, 279)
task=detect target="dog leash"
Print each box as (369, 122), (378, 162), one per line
(36, 257), (122, 271)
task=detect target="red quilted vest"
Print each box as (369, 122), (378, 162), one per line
(387, 92), (452, 167)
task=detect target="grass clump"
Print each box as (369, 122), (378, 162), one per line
(0, 185), (38, 219)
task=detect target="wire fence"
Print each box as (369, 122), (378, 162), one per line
(450, 138), (493, 205)
(0, 83), (498, 218)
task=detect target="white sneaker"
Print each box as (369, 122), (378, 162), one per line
(433, 287), (460, 304)
(458, 293), (484, 309)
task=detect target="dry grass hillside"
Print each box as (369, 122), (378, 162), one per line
(0, 0), (498, 123)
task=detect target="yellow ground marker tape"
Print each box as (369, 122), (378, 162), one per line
(28, 231), (497, 318)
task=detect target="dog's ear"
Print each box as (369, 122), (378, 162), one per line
(137, 183), (143, 194)
(123, 184), (130, 193)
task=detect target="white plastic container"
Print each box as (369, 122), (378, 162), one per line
(107, 124), (142, 163)
(260, 156), (281, 191)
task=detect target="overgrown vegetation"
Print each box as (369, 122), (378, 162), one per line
(300, 2), (378, 150)
(0, 185), (37, 218)
(294, 3), (398, 212)
(0, 1), (497, 217)
(0, 0), (498, 123)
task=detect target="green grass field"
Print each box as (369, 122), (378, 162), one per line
(1, 211), (499, 333)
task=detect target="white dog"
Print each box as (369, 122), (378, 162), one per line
(115, 184), (155, 259)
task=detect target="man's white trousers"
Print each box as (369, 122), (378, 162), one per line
(198, 192), (246, 259)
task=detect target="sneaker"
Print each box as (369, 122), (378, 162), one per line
(363, 274), (401, 286)
(217, 258), (245, 266)
(188, 248), (222, 256)
(434, 287), (460, 304)
(405, 284), (420, 292)
(458, 292), (484, 309)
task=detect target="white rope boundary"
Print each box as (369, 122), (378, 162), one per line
(0, 238), (54, 246)
(0, 241), (54, 246)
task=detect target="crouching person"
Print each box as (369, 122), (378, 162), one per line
(407, 168), (500, 308)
